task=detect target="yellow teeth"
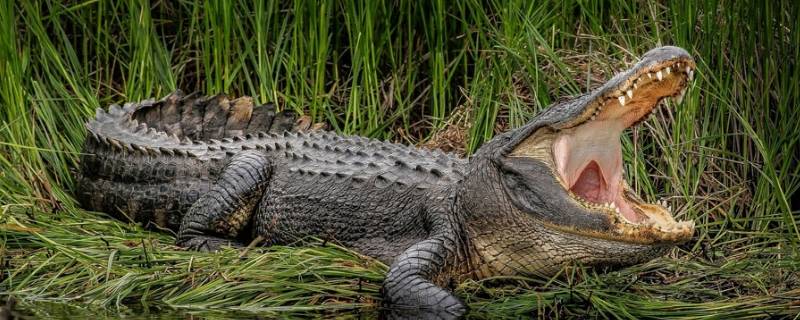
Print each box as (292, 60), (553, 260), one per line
(567, 193), (621, 215)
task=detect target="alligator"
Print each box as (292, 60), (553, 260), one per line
(76, 46), (696, 316)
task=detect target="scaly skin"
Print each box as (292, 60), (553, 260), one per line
(77, 47), (698, 316)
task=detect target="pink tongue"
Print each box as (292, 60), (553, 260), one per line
(570, 161), (607, 203)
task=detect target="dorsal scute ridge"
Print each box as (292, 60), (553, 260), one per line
(85, 92), (467, 178)
(108, 104), (124, 117)
(278, 130), (465, 187)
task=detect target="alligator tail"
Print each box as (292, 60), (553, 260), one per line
(75, 90), (296, 230)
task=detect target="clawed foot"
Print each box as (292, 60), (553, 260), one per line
(382, 278), (466, 318)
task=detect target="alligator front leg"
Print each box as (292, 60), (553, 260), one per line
(177, 151), (272, 251)
(382, 206), (466, 316)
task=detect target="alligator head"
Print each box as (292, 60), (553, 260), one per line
(461, 46), (696, 277)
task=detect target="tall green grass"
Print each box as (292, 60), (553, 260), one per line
(1, 0), (798, 318)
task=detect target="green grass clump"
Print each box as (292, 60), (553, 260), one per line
(1, 207), (386, 316)
(1, 0), (799, 318)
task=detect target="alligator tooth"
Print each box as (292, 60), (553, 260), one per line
(685, 66), (691, 74)
(610, 202), (617, 209)
(656, 70), (663, 81)
(676, 62), (682, 68)
(666, 67), (671, 74)
(618, 95), (626, 106)
(597, 105), (603, 111)
(627, 89), (633, 99)
(591, 115), (596, 121)
(674, 88), (687, 104)
(633, 82), (639, 89)
(647, 73), (653, 79)
(688, 70), (694, 80)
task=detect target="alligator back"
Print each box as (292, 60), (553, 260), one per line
(76, 91), (468, 231)
(75, 91), (297, 229)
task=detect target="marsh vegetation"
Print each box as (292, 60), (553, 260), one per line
(0, 0), (798, 318)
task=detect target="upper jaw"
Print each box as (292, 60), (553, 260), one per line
(553, 46), (696, 130)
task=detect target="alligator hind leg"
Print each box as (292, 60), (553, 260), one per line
(177, 151), (272, 251)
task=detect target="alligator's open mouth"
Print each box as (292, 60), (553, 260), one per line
(511, 51), (696, 244)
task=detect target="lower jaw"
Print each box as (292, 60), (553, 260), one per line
(468, 224), (672, 278)
(556, 189), (693, 244)
(568, 176), (646, 224)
